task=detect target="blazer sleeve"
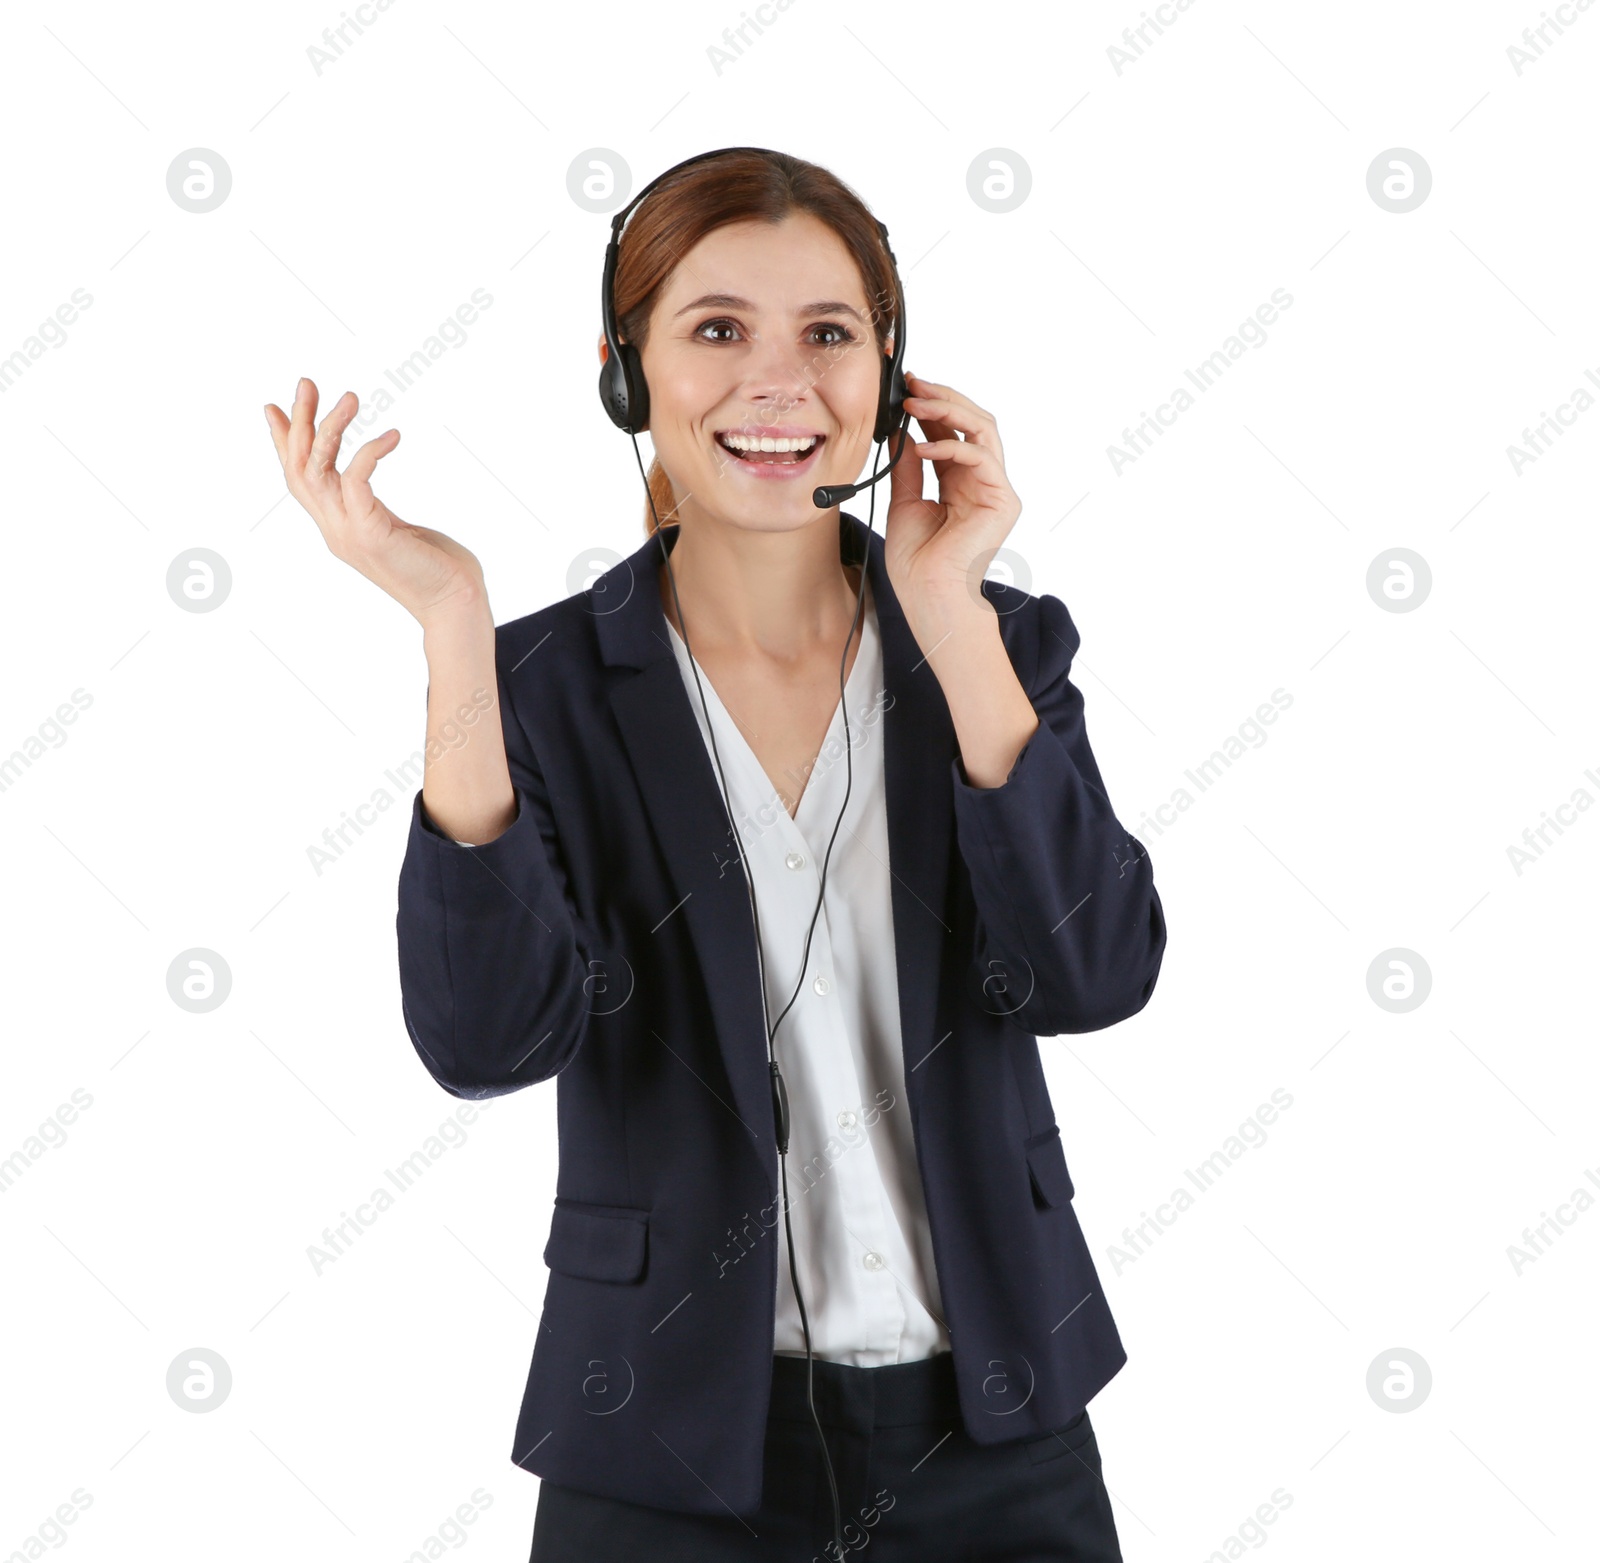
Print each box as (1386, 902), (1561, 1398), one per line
(395, 637), (606, 1098)
(951, 590), (1166, 1036)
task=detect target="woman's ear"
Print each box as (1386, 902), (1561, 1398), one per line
(597, 335), (609, 367)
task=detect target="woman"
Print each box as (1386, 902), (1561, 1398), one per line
(264, 147), (1165, 1563)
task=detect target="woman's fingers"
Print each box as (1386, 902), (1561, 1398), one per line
(272, 379), (378, 527)
(905, 373), (994, 426)
(308, 389), (358, 480)
(906, 393), (993, 437)
(904, 389), (1003, 461)
(904, 372), (1003, 459)
(263, 403), (290, 468)
(266, 380), (379, 554)
(284, 377), (320, 482)
(913, 438), (993, 470)
(341, 428), (401, 509)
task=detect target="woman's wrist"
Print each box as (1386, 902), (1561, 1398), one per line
(902, 585), (997, 665)
(910, 598), (1038, 789)
(420, 594), (496, 654)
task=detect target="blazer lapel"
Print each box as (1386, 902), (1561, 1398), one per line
(869, 526), (957, 1120)
(594, 513), (956, 1198)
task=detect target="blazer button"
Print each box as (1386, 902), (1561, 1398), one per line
(786, 851), (806, 870)
(813, 974), (830, 995)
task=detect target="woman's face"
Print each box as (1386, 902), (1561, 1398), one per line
(609, 210), (889, 534)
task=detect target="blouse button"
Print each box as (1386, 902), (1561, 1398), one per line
(837, 1109), (858, 1130)
(862, 1251), (885, 1271)
(813, 975), (830, 996)
(785, 850), (806, 870)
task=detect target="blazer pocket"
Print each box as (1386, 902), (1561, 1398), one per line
(1023, 1125), (1075, 1209)
(543, 1197), (650, 1283)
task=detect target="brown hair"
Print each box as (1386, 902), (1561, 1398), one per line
(610, 149), (899, 535)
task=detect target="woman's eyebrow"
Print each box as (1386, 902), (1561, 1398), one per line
(673, 292), (865, 322)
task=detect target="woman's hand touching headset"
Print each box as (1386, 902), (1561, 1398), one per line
(885, 371), (1024, 641)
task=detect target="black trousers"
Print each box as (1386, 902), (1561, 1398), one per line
(529, 1349), (1123, 1562)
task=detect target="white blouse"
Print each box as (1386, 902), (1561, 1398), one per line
(664, 572), (950, 1367)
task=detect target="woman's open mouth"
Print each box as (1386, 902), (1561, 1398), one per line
(715, 429), (826, 480)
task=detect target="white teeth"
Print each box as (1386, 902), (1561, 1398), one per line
(718, 432), (819, 453)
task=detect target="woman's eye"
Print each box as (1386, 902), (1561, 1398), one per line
(694, 319), (857, 346)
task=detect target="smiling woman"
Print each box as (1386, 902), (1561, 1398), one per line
(264, 143), (1163, 1563)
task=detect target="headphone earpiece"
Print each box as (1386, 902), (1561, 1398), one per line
(598, 335), (649, 435)
(877, 346), (907, 444)
(873, 219), (908, 444)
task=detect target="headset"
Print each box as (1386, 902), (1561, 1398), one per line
(598, 146), (913, 1561)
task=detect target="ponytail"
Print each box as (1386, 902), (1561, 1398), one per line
(643, 456), (678, 535)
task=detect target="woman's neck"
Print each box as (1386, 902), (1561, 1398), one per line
(656, 515), (864, 662)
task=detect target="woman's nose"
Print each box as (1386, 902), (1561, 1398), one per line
(739, 333), (820, 405)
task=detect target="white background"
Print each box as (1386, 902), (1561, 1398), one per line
(2, 0), (1596, 1557)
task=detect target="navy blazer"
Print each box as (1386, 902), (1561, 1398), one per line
(395, 509), (1166, 1517)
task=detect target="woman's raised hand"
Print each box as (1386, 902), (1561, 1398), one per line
(264, 378), (489, 630)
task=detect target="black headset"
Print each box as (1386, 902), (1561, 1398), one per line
(597, 146), (913, 1561)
